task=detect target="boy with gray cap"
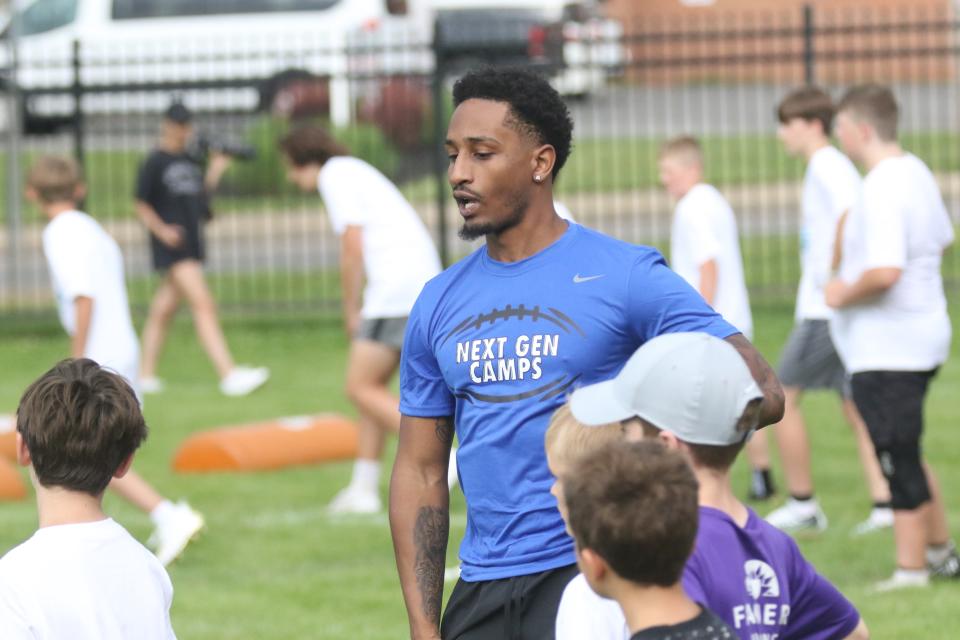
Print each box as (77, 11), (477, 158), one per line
(562, 332), (867, 640)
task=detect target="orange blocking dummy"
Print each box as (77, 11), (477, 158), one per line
(173, 415), (358, 473)
(0, 414), (16, 462)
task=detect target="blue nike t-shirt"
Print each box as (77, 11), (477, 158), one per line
(400, 223), (738, 581)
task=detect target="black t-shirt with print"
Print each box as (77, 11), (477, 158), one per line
(135, 150), (211, 269)
(630, 607), (736, 640)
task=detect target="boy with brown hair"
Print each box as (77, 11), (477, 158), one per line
(562, 332), (867, 639)
(279, 125), (445, 513)
(26, 155), (203, 566)
(828, 84), (958, 590)
(563, 439), (735, 640)
(658, 136), (772, 502)
(0, 359), (176, 639)
(767, 86), (892, 535)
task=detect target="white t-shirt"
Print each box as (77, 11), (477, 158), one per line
(318, 156), (442, 319)
(831, 154), (954, 373)
(796, 146), (861, 320)
(555, 573), (629, 640)
(0, 519), (176, 640)
(42, 211), (140, 390)
(670, 183), (753, 338)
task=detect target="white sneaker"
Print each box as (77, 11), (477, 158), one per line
(766, 498), (828, 533)
(873, 570), (929, 592)
(327, 486), (382, 515)
(852, 507), (894, 536)
(140, 377), (165, 394)
(152, 501), (205, 566)
(219, 366), (270, 397)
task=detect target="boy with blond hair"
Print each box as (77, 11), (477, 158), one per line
(551, 333), (867, 640)
(0, 359), (176, 639)
(828, 84), (958, 590)
(658, 137), (772, 502)
(26, 155), (203, 566)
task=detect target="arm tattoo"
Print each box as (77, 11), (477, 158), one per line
(724, 333), (785, 427)
(435, 416), (454, 446)
(414, 506), (449, 625)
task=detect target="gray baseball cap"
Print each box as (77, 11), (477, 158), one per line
(569, 332), (762, 445)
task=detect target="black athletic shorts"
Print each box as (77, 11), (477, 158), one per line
(851, 369), (938, 510)
(441, 564), (578, 640)
(150, 218), (205, 270)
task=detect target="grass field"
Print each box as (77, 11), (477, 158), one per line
(1, 302), (959, 638)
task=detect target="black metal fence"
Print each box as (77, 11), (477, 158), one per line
(1, 2), (957, 317)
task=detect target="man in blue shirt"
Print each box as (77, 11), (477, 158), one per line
(389, 67), (785, 640)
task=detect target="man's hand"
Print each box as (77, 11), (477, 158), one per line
(156, 223), (186, 249)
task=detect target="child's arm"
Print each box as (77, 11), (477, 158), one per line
(831, 210), (849, 272)
(71, 296), (94, 358)
(339, 225), (364, 338)
(697, 259), (718, 305)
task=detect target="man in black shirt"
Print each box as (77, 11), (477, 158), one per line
(135, 102), (268, 397)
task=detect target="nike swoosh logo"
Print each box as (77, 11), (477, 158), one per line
(573, 274), (605, 283)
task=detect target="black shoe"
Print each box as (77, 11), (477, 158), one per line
(747, 469), (776, 501)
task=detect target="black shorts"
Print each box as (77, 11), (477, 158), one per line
(441, 564), (578, 640)
(150, 219), (205, 271)
(851, 369), (938, 510)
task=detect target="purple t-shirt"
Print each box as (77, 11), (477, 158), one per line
(682, 507), (860, 640)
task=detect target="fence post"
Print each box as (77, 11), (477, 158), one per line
(71, 40), (86, 176)
(803, 4), (815, 84)
(4, 12), (23, 309)
(431, 26), (449, 267)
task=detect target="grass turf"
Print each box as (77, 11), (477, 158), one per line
(0, 303), (958, 638)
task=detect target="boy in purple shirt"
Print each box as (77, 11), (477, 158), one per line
(569, 332), (868, 640)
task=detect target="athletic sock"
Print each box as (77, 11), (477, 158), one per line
(149, 500), (177, 526)
(351, 459), (381, 494)
(927, 541), (956, 566)
(893, 567), (930, 581)
(790, 494), (815, 503)
(873, 501), (893, 511)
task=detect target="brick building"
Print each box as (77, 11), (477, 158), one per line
(603, 0), (956, 83)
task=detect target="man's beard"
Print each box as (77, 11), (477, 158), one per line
(457, 194), (528, 241)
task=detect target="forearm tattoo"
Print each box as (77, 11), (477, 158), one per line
(414, 506), (449, 625)
(435, 416), (454, 446)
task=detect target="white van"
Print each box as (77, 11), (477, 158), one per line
(2, 0), (621, 131)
